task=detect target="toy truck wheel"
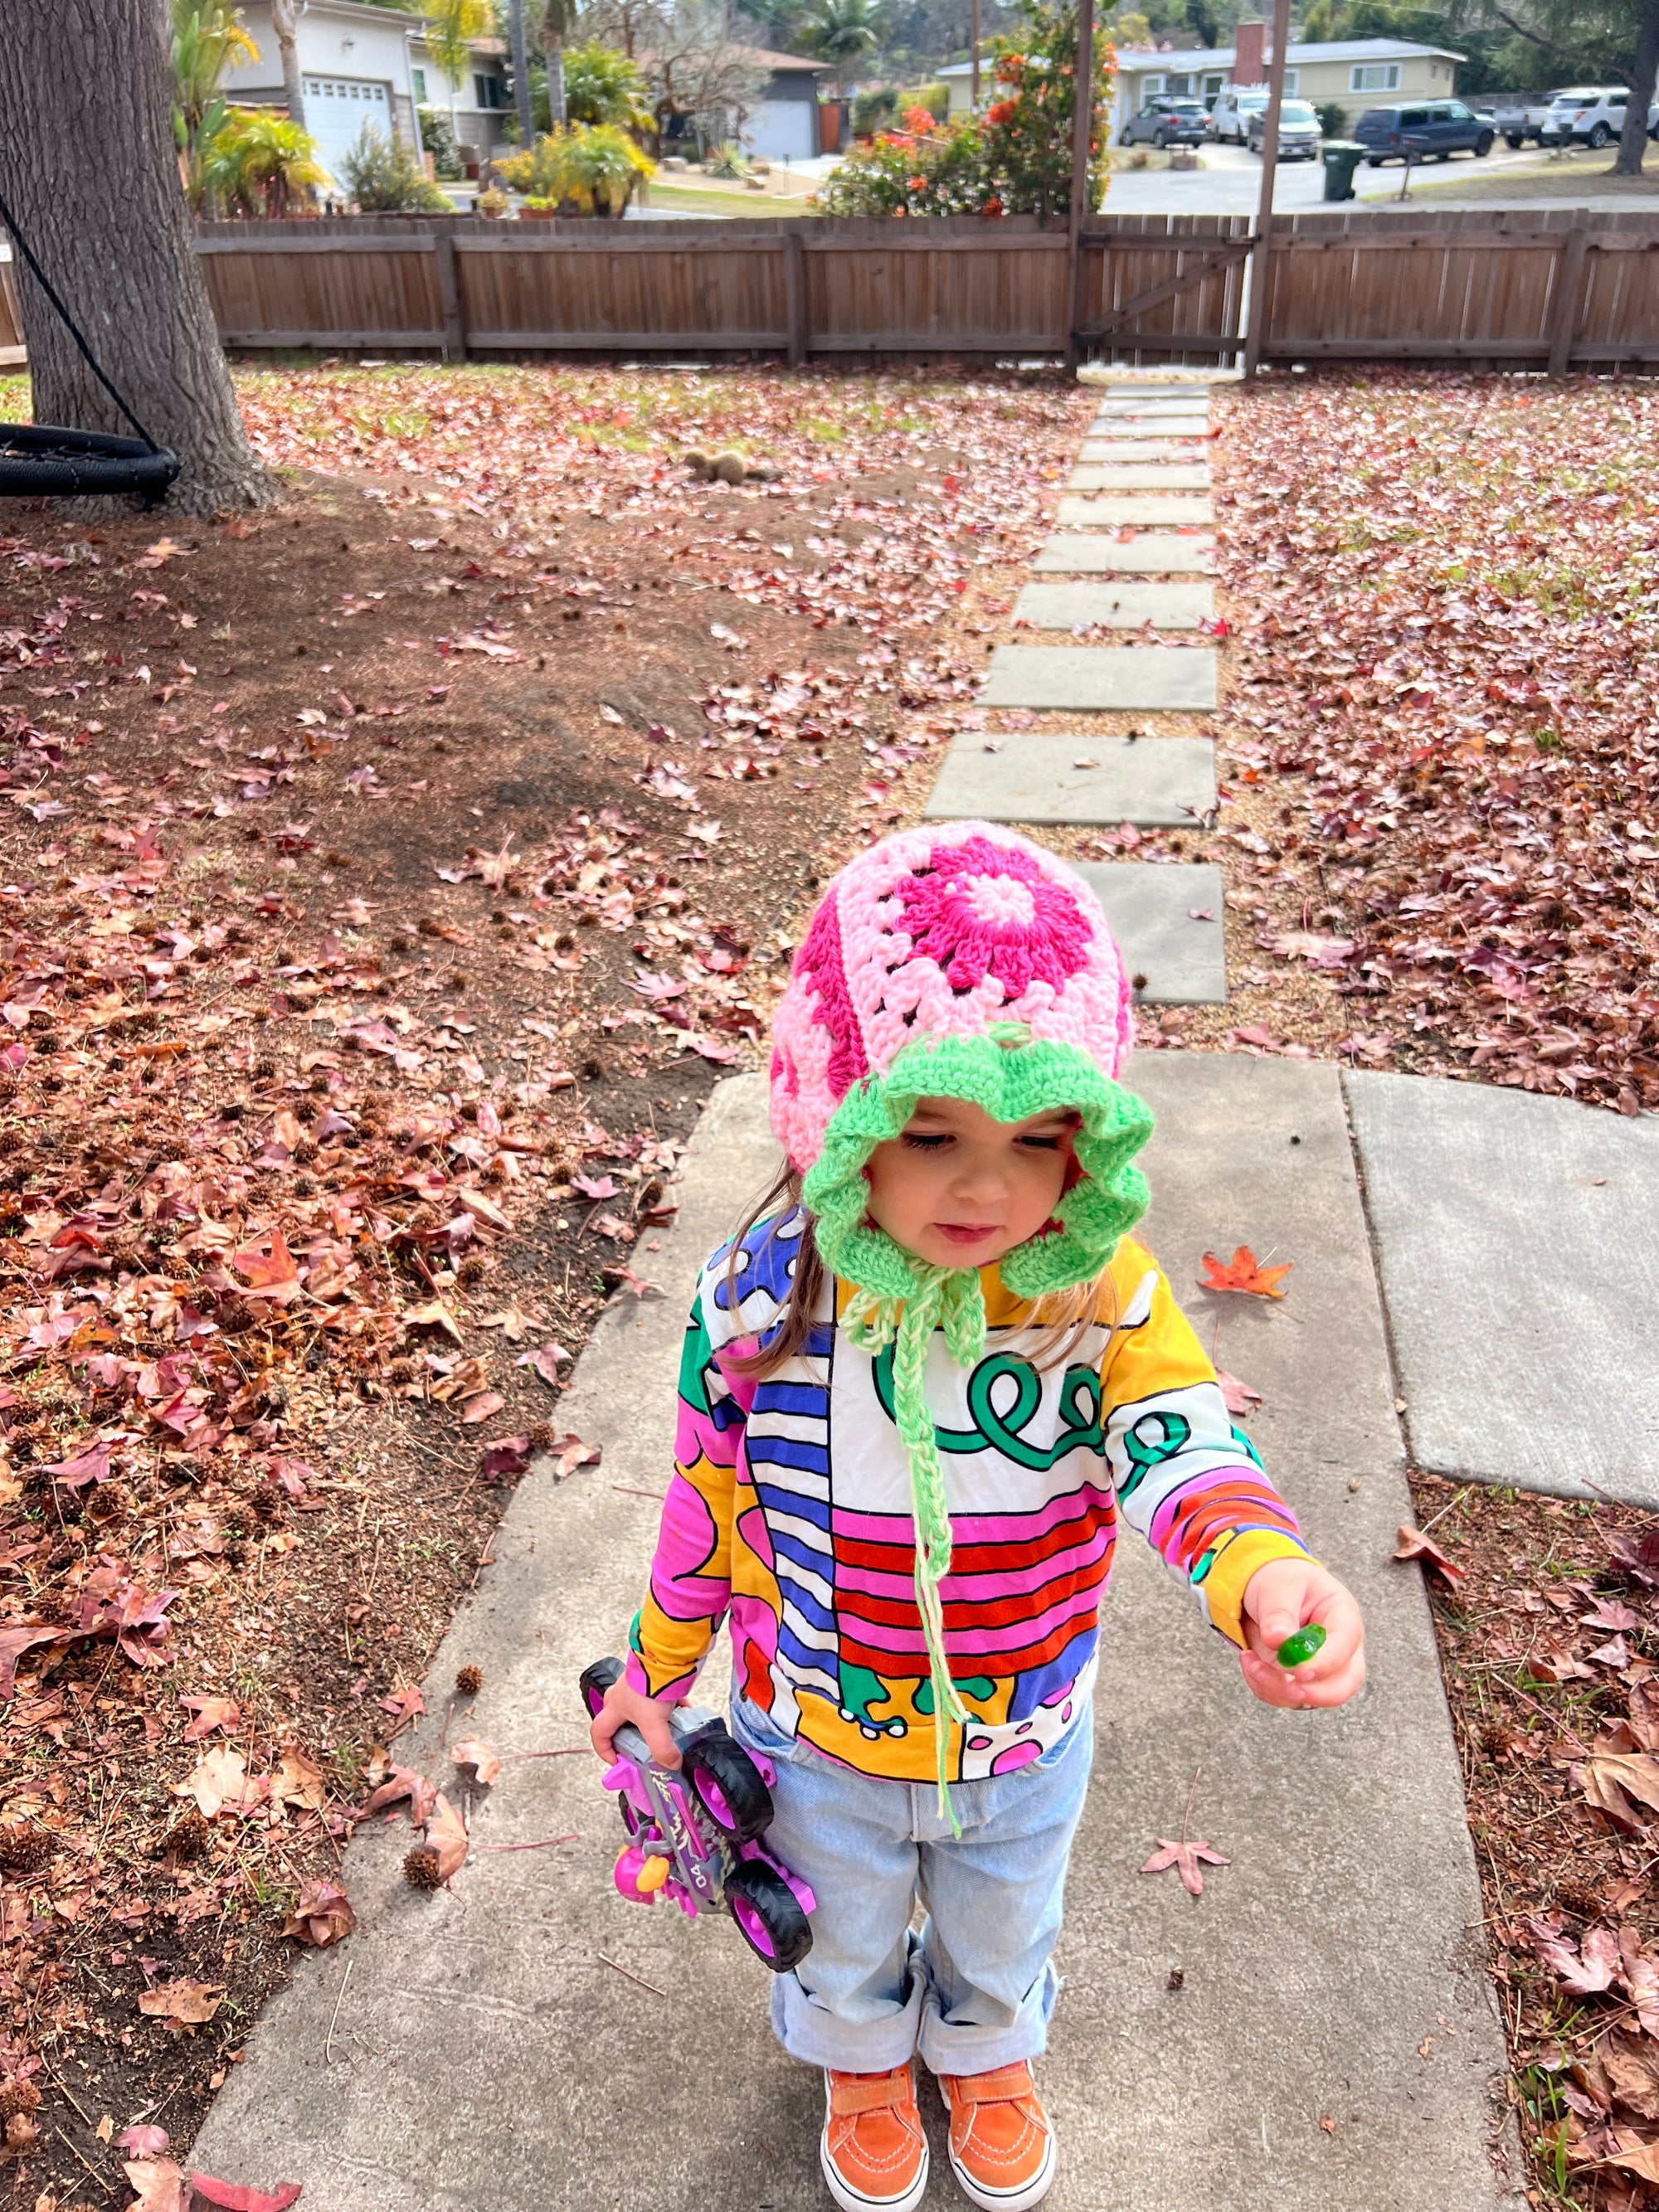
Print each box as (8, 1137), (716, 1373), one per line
(579, 1655), (625, 1719)
(684, 1727), (773, 1843)
(726, 1860), (813, 1972)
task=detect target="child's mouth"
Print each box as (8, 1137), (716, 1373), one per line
(936, 1223), (1000, 1246)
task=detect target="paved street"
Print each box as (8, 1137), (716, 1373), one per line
(1102, 137), (1619, 212)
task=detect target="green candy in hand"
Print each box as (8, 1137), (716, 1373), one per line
(1276, 1623), (1327, 1670)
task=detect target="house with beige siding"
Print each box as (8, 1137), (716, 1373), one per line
(941, 27), (1463, 134)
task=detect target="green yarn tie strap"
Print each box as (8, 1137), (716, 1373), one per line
(844, 1266), (984, 1832)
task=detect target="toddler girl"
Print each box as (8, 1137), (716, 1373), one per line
(591, 822), (1365, 2212)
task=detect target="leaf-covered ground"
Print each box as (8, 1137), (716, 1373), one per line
(0, 361), (1092, 2207)
(1169, 372), (1659, 1111)
(1410, 1477), (1659, 2212)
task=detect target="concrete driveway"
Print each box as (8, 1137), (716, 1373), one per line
(1103, 136), (1562, 213)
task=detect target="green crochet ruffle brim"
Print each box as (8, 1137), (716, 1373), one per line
(801, 1031), (1154, 1305)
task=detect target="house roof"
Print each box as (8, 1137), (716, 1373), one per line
(1111, 36), (1466, 67)
(739, 46), (836, 71)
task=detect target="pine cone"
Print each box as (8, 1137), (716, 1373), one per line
(218, 1297), (256, 1334)
(457, 1255), (486, 1286)
(455, 1665), (484, 1696)
(1555, 1878), (1607, 1923)
(387, 1358), (416, 1385)
(528, 1422), (554, 1452)
(0, 2081), (41, 2120)
(403, 1845), (443, 1891)
(167, 1811), (212, 1863)
(0, 1825), (55, 1876)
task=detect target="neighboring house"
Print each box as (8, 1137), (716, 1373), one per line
(939, 27), (1463, 134)
(742, 49), (837, 161)
(225, 1), (510, 187)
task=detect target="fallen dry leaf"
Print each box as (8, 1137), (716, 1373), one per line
(1199, 1246), (1293, 1299)
(1527, 1918), (1619, 1996)
(1141, 1835), (1231, 1898)
(450, 1738), (501, 1786)
(190, 2176), (304, 2211)
(118, 2124), (172, 2157)
(425, 1789), (469, 1882)
(138, 1978), (225, 2024)
(181, 1694), (242, 1742)
(125, 2160), (192, 2212)
(173, 1746), (262, 1820)
(1216, 1369), (1262, 1416)
(279, 1877), (355, 1948)
(1393, 1524), (1465, 1583)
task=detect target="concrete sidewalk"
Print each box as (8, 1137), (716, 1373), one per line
(190, 1063), (1524, 2212)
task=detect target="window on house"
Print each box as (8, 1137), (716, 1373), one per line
(1167, 73), (1193, 93)
(1350, 61), (1401, 90)
(1202, 72), (1225, 99)
(473, 72), (504, 109)
(412, 66), (427, 102)
(1140, 74), (1165, 95)
(1282, 69), (1299, 91)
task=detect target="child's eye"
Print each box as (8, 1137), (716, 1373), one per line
(900, 1131), (953, 1151)
(1016, 1133), (1064, 1151)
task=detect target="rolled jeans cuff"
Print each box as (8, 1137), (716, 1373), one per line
(771, 1934), (927, 2071)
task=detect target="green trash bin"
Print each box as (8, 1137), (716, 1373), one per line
(1321, 141), (1366, 202)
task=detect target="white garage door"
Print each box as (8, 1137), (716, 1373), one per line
(747, 99), (815, 162)
(303, 75), (392, 189)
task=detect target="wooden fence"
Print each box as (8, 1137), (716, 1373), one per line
(2, 208), (1647, 375)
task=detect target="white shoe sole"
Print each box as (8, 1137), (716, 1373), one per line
(946, 2122), (1056, 2212)
(820, 2080), (931, 2212)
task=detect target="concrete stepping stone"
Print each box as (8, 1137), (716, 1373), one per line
(1034, 533), (1214, 573)
(1058, 496), (1214, 530)
(186, 1063), (1512, 2212)
(1077, 440), (1207, 463)
(922, 732), (1214, 825)
(1068, 858), (1227, 1002)
(1090, 417), (1210, 439)
(981, 644), (1216, 712)
(1345, 1072), (1659, 1505)
(1063, 464), (1212, 491)
(1092, 397), (1213, 419)
(1060, 492), (1215, 523)
(1012, 580), (1214, 629)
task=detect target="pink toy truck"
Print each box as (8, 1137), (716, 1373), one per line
(581, 1656), (815, 1972)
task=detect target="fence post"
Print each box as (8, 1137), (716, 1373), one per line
(434, 225), (467, 362)
(785, 228), (807, 365)
(1242, 0), (1292, 379)
(1546, 214), (1589, 379)
(1065, 0), (1097, 369)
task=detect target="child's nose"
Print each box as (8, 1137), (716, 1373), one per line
(951, 1151), (1008, 1204)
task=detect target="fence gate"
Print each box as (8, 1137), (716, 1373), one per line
(1076, 216), (1253, 367)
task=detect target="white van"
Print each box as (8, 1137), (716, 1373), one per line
(1207, 85), (1270, 143)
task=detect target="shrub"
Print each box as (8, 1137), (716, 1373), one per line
(561, 41), (655, 132)
(499, 123), (654, 215)
(1314, 100), (1349, 138)
(198, 106), (327, 216)
(904, 80), (950, 120)
(706, 139), (748, 177)
(852, 84), (899, 137)
(417, 105), (465, 178)
(817, 0), (1111, 221)
(340, 121), (450, 211)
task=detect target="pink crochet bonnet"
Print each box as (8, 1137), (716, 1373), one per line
(769, 821), (1153, 1304)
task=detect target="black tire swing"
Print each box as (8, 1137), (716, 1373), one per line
(0, 183), (178, 503)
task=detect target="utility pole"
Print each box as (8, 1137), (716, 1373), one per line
(1241, 0), (1290, 379)
(1066, 0), (1097, 369)
(508, 0), (534, 150)
(971, 0), (980, 108)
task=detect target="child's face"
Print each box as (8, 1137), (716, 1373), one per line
(863, 1096), (1076, 1272)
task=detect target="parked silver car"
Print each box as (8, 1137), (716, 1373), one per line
(1247, 97), (1323, 159)
(1539, 85), (1659, 147)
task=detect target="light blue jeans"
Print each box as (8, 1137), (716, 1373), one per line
(731, 1693), (1094, 2076)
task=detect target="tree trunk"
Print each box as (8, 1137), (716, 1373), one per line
(1614, 0), (1659, 175)
(270, 0), (307, 135)
(508, 0), (534, 147)
(0, 0), (274, 514)
(548, 39), (567, 129)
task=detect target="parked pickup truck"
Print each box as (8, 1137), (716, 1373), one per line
(1487, 92), (1559, 147)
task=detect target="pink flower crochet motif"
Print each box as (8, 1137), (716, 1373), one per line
(769, 821), (1133, 1174)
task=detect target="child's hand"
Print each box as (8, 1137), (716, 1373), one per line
(1238, 1558), (1365, 1710)
(590, 1678), (684, 1769)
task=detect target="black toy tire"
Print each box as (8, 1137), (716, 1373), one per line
(727, 1859), (813, 1972)
(0, 425), (178, 500)
(579, 1655), (625, 1719)
(683, 1724), (774, 1843)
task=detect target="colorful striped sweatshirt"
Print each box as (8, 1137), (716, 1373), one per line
(625, 1211), (1311, 1783)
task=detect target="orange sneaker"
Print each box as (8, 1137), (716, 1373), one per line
(820, 2064), (930, 2212)
(938, 2062), (1055, 2210)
